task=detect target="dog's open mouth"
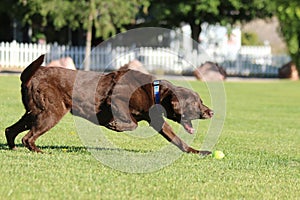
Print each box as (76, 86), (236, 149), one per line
(182, 120), (195, 134)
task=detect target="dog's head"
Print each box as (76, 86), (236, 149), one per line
(162, 86), (213, 134)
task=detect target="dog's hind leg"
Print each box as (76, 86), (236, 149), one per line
(5, 113), (33, 150)
(22, 103), (69, 153)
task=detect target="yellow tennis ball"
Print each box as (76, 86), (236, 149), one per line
(212, 150), (225, 159)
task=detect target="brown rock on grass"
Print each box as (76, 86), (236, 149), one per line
(46, 57), (76, 70)
(278, 61), (299, 81)
(194, 62), (227, 81)
(120, 59), (149, 74)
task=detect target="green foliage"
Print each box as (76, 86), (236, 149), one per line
(1, 0), (277, 44)
(0, 76), (299, 199)
(31, 32), (46, 43)
(146, 0), (275, 41)
(276, 0), (300, 71)
(220, 0), (275, 24)
(148, 0), (221, 40)
(18, 0), (148, 70)
(242, 32), (263, 46)
(19, 0), (148, 39)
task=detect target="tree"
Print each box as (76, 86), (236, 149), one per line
(79, 0), (149, 70)
(145, 0), (274, 45)
(275, 0), (300, 71)
(19, 0), (148, 70)
(0, 0), (28, 41)
(146, 0), (220, 45)
(0, 0), (20, 17)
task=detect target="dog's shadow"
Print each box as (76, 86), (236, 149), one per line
(0, 143), (9, 150)
(0, 143), (147, 153)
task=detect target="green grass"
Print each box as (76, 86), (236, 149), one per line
(0, 75), (299, 199)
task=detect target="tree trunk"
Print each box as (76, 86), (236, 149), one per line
(189, 21), (202, 50)
(292, 54), (300, 74)
(84, 10), (93, 71)
(296, 34), (300, 74)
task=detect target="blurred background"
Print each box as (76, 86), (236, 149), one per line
(0, 0), (299, 79)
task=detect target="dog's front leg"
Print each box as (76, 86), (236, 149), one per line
(159, 122), (200, 154)
(149, 113), (199, 153)
(160, 122), (212, 156)
(149, 108), (211, 156)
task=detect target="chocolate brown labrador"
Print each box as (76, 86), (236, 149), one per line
(5, 55), (213, 155)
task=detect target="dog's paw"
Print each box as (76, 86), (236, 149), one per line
(107, 120), (137, 132)
(9, 146), (18, 151)
(199, 150), (212, 157)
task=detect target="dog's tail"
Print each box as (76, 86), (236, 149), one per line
(20, 54), (45, 84)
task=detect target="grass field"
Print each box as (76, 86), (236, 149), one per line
(0, 75), (299, 199)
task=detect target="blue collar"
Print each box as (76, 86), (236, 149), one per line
(153, 80), (160, 104)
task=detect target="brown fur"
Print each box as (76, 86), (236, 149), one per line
(5, 55), (213, 155)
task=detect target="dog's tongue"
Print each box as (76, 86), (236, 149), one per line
(184, 123), (195, 134)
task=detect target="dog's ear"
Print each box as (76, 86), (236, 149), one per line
(21, 54), (45, 84)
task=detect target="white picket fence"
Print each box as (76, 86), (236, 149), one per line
(0, 41), (290, 76)
(0, 41), (204, 73)
(0, 41), (85, 69)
